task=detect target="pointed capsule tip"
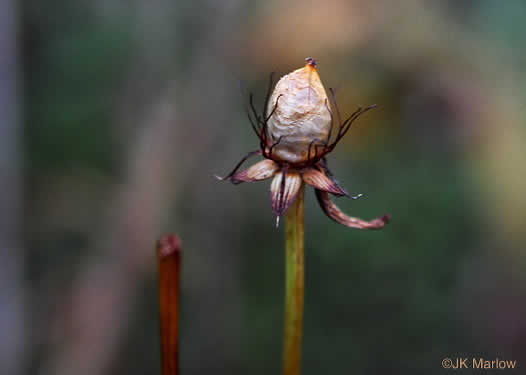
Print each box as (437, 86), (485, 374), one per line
(305, 57), (317, 67)
(276, 216), (280, 228)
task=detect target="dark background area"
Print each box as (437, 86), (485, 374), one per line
(2, 0), (525, 374)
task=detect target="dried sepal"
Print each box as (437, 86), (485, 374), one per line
(315, 190), (390, 230)
(215, 150), (261, 181)
(271, 170), (302, 217)
(230, 159), (279, 184)
(302, 167), (348, 196)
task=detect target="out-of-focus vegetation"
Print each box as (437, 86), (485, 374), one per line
(3, 0), (524, 374)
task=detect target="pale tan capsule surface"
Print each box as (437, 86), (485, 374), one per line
(267, 63), (332, 165)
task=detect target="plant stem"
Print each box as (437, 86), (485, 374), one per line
(283, 183), (305, 375)
(157, 234), (182, 375)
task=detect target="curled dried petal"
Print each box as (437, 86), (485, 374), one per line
(270, 170), (302, 217)
(230, 159), (279, 184)
(302, 167), (347, 196)
(315, 189), (390, 230)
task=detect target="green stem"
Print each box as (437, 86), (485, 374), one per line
(283, 183), (305, 375)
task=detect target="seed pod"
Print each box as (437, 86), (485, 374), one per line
(267, 60), (331, 165)
(219, 58), (388, 230)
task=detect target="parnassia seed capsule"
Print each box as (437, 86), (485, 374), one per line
(267, 58), (331, 165)
(218, 57), (389, 229)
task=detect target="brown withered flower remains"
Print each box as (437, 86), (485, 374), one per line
(217, 58), (390, 229)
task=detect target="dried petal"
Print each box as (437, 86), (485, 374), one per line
(266, 62), (331, 164)
(315, 189), (390, 230)
(215, 150), (261, 181)
(302, 167), (347, 196)
(270, 170), (302, 217)
(230, 159), (279, 184)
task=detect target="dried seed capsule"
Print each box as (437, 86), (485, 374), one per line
(267, 60), (331, 165)
(219, 58), (388, 230)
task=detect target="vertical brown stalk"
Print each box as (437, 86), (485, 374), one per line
(283, 184), (305, 375)
(157, 234), (182, 375)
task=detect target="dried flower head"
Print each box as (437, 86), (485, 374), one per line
(217, 58), (390, 229)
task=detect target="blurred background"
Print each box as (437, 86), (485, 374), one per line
(3, 0), (525, 374)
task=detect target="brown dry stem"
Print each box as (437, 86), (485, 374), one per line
(157, 234), (182, 375)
